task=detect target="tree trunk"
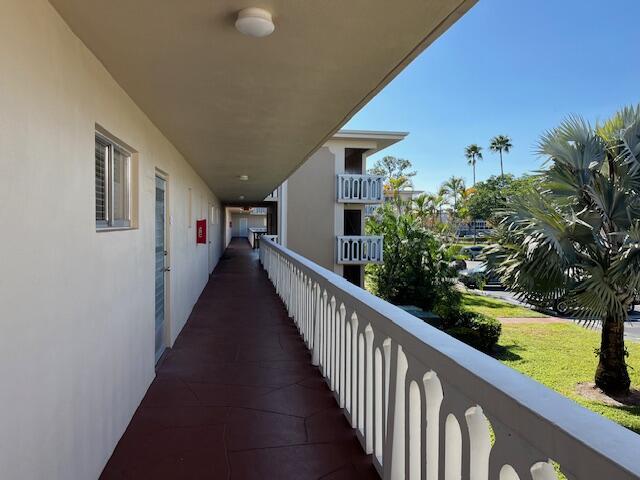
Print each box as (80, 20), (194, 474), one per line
(595, 313), (631, 394)
(473, 164), (476, 186)
(499, 151), (504, 177)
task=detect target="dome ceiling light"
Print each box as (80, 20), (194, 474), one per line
(235, 8), (275, 38)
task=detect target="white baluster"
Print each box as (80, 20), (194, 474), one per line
(390, 345), (408, 479)
(351, 313), (359, 428)
(329, 296), (336, 389)
(424, 371), (443, 480)
(445, 414), (462, 480)
(358, 332), (365, 432)
(365, 326), (374, 454)
(311, 287), (322, 366)
(531, 462), (558, 480)
(408, 381), (422, 480)
(374, 347), (384, 462)
(499, 465), (521, 480)
(383, 339), (391, 439)
(338, 304), (346, 408)
(466, 406), (491, 480)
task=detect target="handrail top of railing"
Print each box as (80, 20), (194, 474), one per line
(261, 236), (640, 477)
(338, 173), (384, 179)
(337, 235), (383, 240)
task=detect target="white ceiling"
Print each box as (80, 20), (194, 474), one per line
(49, 0), (475, 202)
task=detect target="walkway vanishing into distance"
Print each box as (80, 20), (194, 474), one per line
(101, 238), (377, 479)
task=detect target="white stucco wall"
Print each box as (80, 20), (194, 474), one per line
(0, 1), (223, 478)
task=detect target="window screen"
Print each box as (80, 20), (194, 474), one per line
(111, 146), (130, 226)
(95, 138), (108, 225)
(95, 133), (132, 229)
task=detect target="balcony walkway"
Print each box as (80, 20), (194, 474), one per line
(101, 238), (377, 480)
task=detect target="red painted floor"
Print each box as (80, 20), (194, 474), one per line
(100, 238), (377, 480)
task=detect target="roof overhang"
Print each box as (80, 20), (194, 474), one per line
(49, 0), (475, 202)
(330, 130), (409, 155)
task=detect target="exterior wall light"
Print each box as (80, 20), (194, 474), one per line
(238, 175), (249, 181)
(235, 8), (275, 38)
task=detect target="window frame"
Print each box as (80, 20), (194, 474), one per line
(95, 132), (132, 230)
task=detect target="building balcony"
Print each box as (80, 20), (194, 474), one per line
(337, 174), (385, 203)
(337, 235), (383, 265)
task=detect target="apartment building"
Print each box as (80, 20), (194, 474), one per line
(268, 130), (407, 287)
(1, 1), (638, 479)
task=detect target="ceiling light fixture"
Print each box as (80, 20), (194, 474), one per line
(239, 195), (245, 200)
(235, 8), (275, 38)
(238, 175), (249, 181)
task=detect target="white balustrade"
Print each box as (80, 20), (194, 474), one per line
(337, 236), (383, 264)
(338, 174), (384, 203)
(250, 207), (268, 215)
(259, 236), (640, 480)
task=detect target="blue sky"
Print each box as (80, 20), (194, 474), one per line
(345, 0), (640, 193)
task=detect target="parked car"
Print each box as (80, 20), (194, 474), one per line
(460, 245), (484, 260)
(458, 262), (502, 289)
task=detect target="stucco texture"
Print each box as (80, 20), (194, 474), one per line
(286, 147), (337, 270)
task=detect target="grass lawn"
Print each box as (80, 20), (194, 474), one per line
(462, 293), (547, 318)
(496, 322), (640, 433)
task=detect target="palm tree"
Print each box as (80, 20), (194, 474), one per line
(441, 176), (465, 212)
(488, 106), (640, 395)
(489, 135), (512, 177)
(465, 144), (483, 185)
(385, 176), (411, 213)
(412, 193), (430, 227)
(426, 192), (446, 226)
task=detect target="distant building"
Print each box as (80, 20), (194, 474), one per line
(266, 130), (407, 287)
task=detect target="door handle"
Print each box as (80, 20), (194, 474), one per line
(164, 267), (171, 272)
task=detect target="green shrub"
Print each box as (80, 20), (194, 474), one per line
(446, 313), (501, 352)
(366, 202), (459, 312)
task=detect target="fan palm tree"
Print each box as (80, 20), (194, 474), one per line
(489, 134), (512, 177)
(487, 106), (640, 394)
(465, 144), (483, 185)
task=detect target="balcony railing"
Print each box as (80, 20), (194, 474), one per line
(259, 236), (640, 480)
(250, 207), (268, 215)
(337, 174), (384, 203)
(337, 236), (383, 264)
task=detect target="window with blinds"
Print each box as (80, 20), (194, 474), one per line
(95, 133), (132, 229)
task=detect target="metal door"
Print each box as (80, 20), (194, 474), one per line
(239, 217), (248, 237)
